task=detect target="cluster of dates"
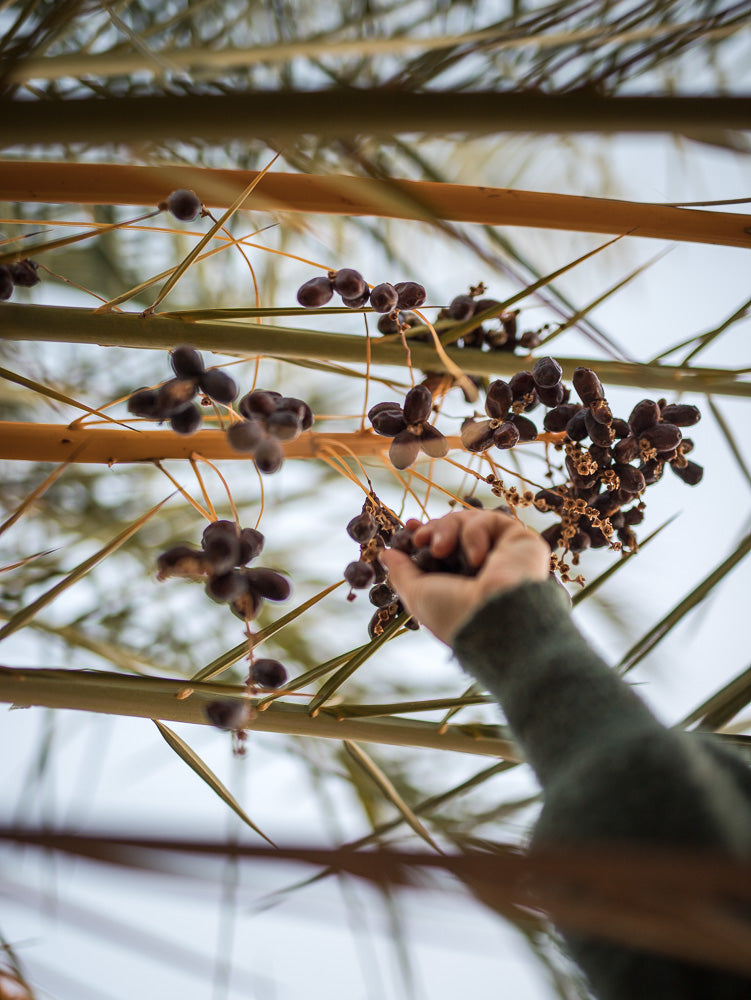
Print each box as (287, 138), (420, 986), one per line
(127, 346), (313, 475)
(0, 257), (40, 301)
(343, 502), (420, 639)
(441, 291), (538, 352)
(226, 389), (313, 474)
(128, 345), (238, 435)
(367, 384), (448, 470)
(156, 519), (291, 624)
(297, 267), (426, 314)
(529, 366), (702, 554)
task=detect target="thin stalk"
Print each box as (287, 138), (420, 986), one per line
(1, 161), (749, 248)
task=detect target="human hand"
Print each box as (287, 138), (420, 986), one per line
(380, 509), (550, 646)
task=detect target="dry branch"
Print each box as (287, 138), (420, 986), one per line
(1, 161), (750, 248)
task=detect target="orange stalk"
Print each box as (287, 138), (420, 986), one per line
(1, 161), (749, 248)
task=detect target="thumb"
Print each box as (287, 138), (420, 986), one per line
(379, 549), (424, 611)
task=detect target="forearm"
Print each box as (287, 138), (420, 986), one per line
(451, 578), (661, 788)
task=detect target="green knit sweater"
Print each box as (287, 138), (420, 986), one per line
(452, 578), (751, 1000)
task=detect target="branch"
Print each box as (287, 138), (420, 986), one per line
(1, 161), (750, 248)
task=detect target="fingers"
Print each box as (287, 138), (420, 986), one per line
(378, 549), (423, 616)
(412, 509), (521, 566)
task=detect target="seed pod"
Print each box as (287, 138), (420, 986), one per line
(587, 525), (610, 548)
(472, 298), (501, 320)
(544, 403), (582, 433)
(254, 435), (284, 474)
(623, 507), (644, 526)
(390, 429), (421, 469)
(205, 700), (247, 731)
(510, 414), (537, 442)
(377, 312), (401, 335)
(640, 459), (664, 485)
(534, 489), (565, 511)
(297, 276), (333, 308)
(276, 396), (313, 430)
(617, 526), (638, 549)
(420, 424), (449, 458)
(248, 658), (287, 689)
(574, 482), (600, 503)
(199, 369), (237, 405)
(493, 421), (520, 450)
(520, 330), (542, 350)
(482, 326), (505, 350)
(680, 438), (695, 455)
(671, 459), (704, 485)
(368, 400), (402, 420)
(9, 259), (40, 287)
(244, 568), (291, 601)
(347, 512), (378, 543)
(226, 419), (265, 453)
(592, 492), (622, 518)
(565, 408), (589, 442)
(368, 606), (394, 639)
(170, 345), (204, 378)
(394, 281), (426, 310)
(370, 282), (399, 313)
(611, 418), (630, 438)
(342, 288), (370, 309)
(565, 455), (596, 490)
(613, 436), (639, 464)
(614, 463), (646, 495)
(344, 560), (375, 589)
(372, 558), (388, 584)
(628, 399), (660, 435)
(569, 529), (591, 553)
(573, 367), (604, 404)
(206, 570), (247, 604)
(167, 189), (202, 221)
(156, 545), (207, 580)
(403, 384), (433, 424)
(0, 266), (13, 300)
(532, 356), (563, 389)
(369, 583), (397, 608)
(461, 495), (484, 509)
(485, 379), (513, 419)
(509, 371), (536, 403)
(642, 422), (682, 453)
(266, 409), (302, 441)
(239, 390), (282, 419)
(413, 547), (445, 573)
(588, 443), (613, 468)
(230, 588), (263, 621)
(128, 387), (164, 419)
(202, 520), (238, 550)
(588, 398), (612, 426)
(540, 523), (562, 550)
(448, 295), (476, 321)
(660, 403), (701, 427)
(585, 409), (615, 447)
(170, 403), (202, 435)
(333, 268), (367, 299)
(536, 381), (566, 408)
(610, 511), (625, 530)
(390, 528), (415, 554)
(157, 378), (198, 416)
(368, 409), (405, 438)
(238, 528), (265, 563)
(203, 529), (241, 575)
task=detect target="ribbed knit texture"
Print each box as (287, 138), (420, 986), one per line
(452, 578), (751, 1000)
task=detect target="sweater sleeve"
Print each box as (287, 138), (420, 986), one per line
(451, 577), (660, 788)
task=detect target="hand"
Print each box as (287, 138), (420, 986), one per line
(380, 509), (550, 646)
